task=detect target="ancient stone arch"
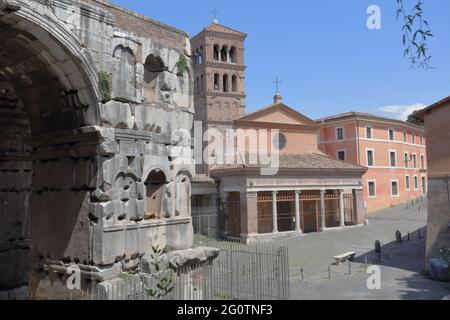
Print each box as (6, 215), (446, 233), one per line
(0, 0), (195, 299)
(0, 1), (106, 298)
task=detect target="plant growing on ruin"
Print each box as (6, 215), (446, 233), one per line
(175, 54), (190, 77)
(98, 71), (112, 102)
(143, 245), (174, 300)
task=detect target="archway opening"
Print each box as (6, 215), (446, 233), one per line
(229, 46), (236, 63)
(144, 170), (167, 220)
(220, 46), (228, 62)
(0, 12), (100, 297)
(143, 54), (166, 103)
(213, 45), (220, 61)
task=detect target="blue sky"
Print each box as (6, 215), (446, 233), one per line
(111, 0), (450, 120)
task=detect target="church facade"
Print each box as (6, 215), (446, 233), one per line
(191, 21), (367, 242)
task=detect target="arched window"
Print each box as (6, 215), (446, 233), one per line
(113, 45), (136, 101)
(143, 54), (166, 102)
(221, 46), (228, 62)
(223, 74), (229, 92)
(195, 50), (200, 65)
(199, 46), (204, 64)
(214, 74), (220, 90)
(144, 169), (167, 220)
(213, 45), (220, 61)
(229, 47), (236, 63)
(231, 75), (237, 92)
(200, 74), (204, 92)
(195, 77), (199, 94)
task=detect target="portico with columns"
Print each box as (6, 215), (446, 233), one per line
(213, 164), (366, 242)
(209, 93), (367, 243)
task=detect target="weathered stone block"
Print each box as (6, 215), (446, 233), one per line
(99, 101), (134, 129)
(429, 258), (450, 282)
(0, 249), (29, 289)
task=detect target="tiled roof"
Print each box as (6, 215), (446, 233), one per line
(204, 22), (247, 37)
(211, 153), (367, 172)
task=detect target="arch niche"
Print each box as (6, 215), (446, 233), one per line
(0, 6), (101, 297)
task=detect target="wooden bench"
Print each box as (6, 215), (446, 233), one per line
(333, 252), (356, 265)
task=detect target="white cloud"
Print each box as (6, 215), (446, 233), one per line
(377, 103), (426, 121)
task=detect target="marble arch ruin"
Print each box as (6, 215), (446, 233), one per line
(0, 0), (196, 299)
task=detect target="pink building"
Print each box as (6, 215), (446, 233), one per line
(318, 112), (427, 214)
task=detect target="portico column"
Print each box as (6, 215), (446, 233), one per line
(295, 191), (302, 233)
(272, 191), (278, 233)
(320, 189), (326, 231)
(339, 190), (346, 228)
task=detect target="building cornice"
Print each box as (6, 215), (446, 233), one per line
(206, 91), (246, 99)
(203, 61), (246, 71)
(319, 116), (425, 132)
(235, 120), (319, 132)
(211, 167), (367, 177)
(203, 30), (247, 41)
(318, 137), (426, 149)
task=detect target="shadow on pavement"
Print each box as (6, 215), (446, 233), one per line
(354, 226), (450, 300)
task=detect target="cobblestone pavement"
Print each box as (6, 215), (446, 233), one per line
(274, 199), (450, 300)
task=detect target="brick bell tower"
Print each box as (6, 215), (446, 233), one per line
(191, 19), (247, 173)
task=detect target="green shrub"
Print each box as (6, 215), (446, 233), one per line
(175, 54), (190, 77)
(98, 71), (112, 102)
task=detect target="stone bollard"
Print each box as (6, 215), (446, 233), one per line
(375, 240), (381, 262)
(395, 230), (402, 243)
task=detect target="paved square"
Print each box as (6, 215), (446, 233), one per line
(275, 199), (450, 300)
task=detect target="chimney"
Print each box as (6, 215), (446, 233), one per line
(273, 93), (282, 104)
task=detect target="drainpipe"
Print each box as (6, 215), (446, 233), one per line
(356, 120), (361, 165)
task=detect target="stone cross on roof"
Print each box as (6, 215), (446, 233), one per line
(212, 8), (219, 24)
(273, 77), (282, 95)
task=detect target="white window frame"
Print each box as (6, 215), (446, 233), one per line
(366, 148), (375, 167)
(420, 135), (424, 145)
(366, 126), (373, 139)
(405, 175), (411, 191)
(412, 153), (417, 169)
(367, 180), (377, 199)
(388, 128), (395, 141)
(336, 149), (346, 162)
(336, 127), (345, 141)
(391, 179), (400, 198)
(403, 130), (407, 143)
(421, 175), (427, 194)
(420, 154), (425, 169)
(389, 149), (397, 168)
(404, 152), (409, 168)
(412, 133), (416, 145)
(414, 175), (419, 190)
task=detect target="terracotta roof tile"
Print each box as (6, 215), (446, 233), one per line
(211, 153), (367, 172)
